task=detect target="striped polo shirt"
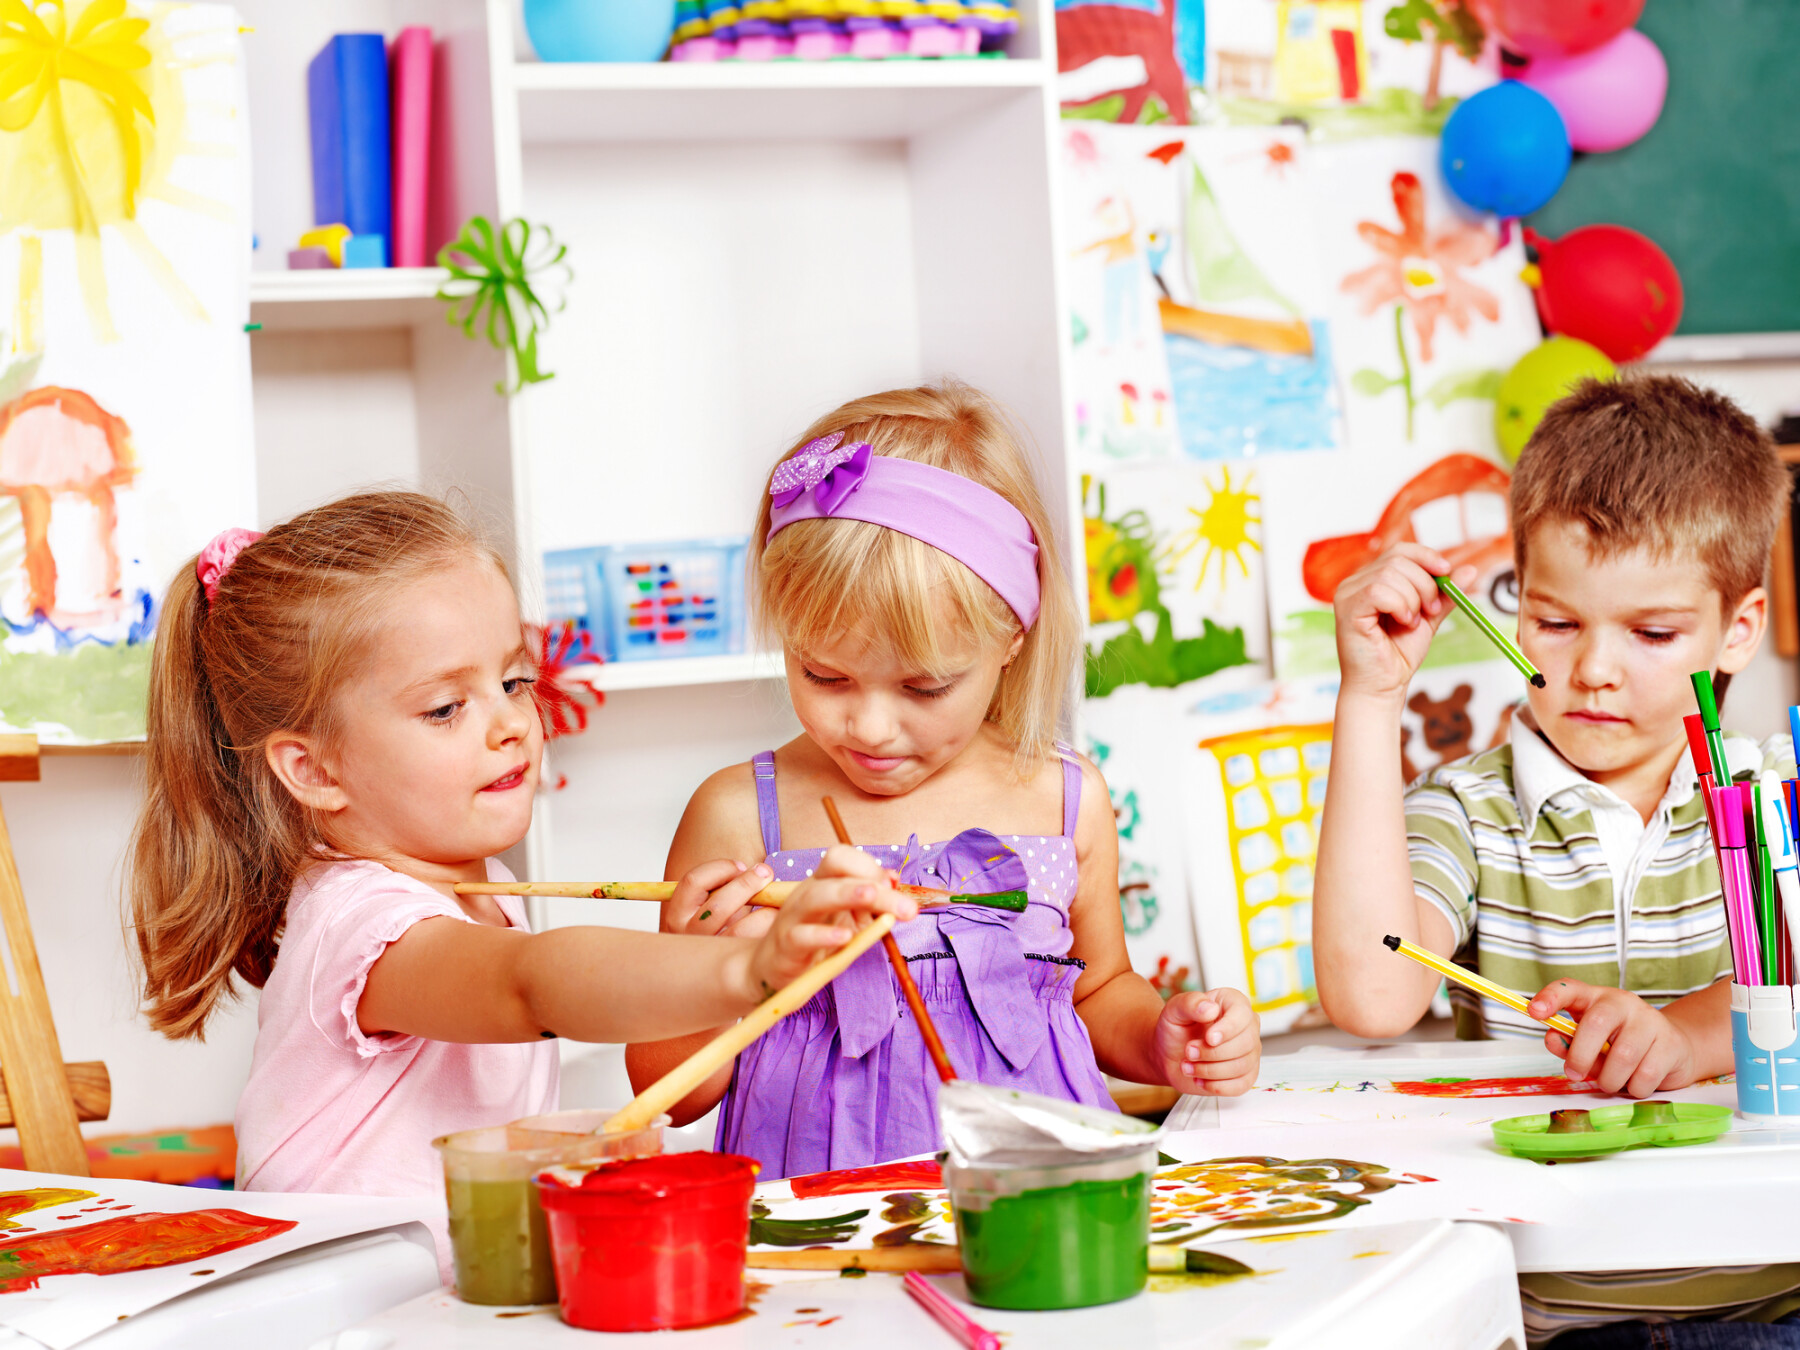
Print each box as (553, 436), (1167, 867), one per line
(1407, 711), (1790, 1039)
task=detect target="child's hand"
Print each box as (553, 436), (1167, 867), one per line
(1154, 989), (1260, 1096)
(743, 845), (917, 1000)
(1530, 979), (1698, 1097)
(1333, 545), (1477, 700)
(662, 859), (778, 939)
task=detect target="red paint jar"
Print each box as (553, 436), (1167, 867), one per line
(536, 1152), (759, 1332)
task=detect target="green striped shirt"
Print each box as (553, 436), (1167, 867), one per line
(1407, 714), (1790, 1039)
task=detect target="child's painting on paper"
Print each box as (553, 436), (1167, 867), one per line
(0, 2), (255, 744)
(0, 1168), (428, 1349)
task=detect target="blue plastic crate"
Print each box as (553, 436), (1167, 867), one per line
(543, 537), (747, 663)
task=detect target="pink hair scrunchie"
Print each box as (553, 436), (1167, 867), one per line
(195, 528), (264, 605)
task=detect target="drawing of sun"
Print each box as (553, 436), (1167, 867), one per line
(1168, 466), (1261, 592)
(0, 0), (233, 342)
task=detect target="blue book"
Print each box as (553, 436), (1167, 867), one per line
(307, 34), (391, 265)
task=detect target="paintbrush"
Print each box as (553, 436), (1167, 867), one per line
(747, 1242), (1249, 1276)
(603, 912), (898, 1134)
(822, 796), (960, 1086)
(452, 879), (1029, 913)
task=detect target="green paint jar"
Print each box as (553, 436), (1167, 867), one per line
(434, 1114), (666, 1306)
(947, 1148), (1155, 1310)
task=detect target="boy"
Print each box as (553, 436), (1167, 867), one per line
(1315, 375), (1798, 1347)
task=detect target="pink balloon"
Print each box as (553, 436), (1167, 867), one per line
(1515, 28), (1668, 153)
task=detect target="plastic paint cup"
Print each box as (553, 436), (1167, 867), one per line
(536, 1152), (760, 1332)
(434, 1114), (667, 1306)
(945, 1146), (1156, 1310)
(1731, 983), (1800, 1117)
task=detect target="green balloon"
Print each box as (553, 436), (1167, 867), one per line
(1494, 336), (1617, 464)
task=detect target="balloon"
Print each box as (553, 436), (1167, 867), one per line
(1466, 0), (1643, 57)
(1516, 29), (1667, 153)
(1494, 337), (1617, 464)
(1440, 83), (1571, 217)
(1526, 225), (1683, 363)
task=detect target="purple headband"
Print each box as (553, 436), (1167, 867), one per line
(766, 433), (1041, 631)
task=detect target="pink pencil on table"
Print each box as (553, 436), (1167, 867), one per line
(903, 1272), (1000, 1350)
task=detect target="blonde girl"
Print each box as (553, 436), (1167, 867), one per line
(628, 384), (1259, 1179)
(129, 492), (911, 1261)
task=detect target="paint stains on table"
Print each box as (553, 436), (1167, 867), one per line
(0, 1188), (96, 1231)
(0, 1209), (297, 1292)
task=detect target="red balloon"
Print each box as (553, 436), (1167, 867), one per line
(1466, 0), (1643, 57)
(1525, 225), (1683, 364)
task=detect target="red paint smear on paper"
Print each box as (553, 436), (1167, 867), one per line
(0, 1209), (297, 1293)
(1390, 1075), (1607, 1099)
(789, 1161), (943, 1199)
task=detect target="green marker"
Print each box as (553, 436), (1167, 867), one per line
(1433, 576), (1544, 688)
(1689, 671), (1731, 783)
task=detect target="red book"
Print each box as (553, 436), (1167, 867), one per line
(389, 26), (433, 268)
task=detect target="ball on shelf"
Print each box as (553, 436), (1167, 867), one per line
(1516, 29), (1667, 154)
(1525, 224), (1684, 363)
(1494, 336), (1617, 464)
(1440, 82), (1571, 218)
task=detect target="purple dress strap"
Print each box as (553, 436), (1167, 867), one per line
(1057, 743), (1082, 839)
(752, 751), (782, 857)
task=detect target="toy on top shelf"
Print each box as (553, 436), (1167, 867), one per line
(669, 0), (1017, 61)
(543, 538), (748, 663)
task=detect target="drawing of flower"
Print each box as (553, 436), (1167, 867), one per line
(1341, 170), (1499, 437)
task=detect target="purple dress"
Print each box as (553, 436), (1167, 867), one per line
(714, 748), (1117, 1179)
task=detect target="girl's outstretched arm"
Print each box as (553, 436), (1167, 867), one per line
(358, 856), (910, 1047)
(1067, 755), (1260, 1094)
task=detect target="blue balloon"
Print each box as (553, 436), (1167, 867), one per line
(1440, 82), (1572, 217)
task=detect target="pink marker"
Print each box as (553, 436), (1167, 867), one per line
(1712, 783), (1762, 985)
(903, 1271), (1000, 1350)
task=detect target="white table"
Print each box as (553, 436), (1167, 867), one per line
(320, 1217), (1522, 1350)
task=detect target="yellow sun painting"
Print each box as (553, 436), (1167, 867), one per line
(0, 0), (234, 343)
(1167, 465), (1262, 593)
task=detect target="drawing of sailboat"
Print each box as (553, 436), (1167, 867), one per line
(1159, 161), (1315, 356)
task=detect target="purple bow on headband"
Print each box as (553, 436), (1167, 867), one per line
(770, 432), (872, 515)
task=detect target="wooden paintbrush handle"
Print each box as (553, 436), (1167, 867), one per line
(602, 913), (898, 1135)
(748, 1246), (962, 1272)
(452, 880), (972, 909)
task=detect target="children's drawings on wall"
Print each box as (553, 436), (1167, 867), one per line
(1262, 448), (1519, 679)
(1056, 0), (1204, 125)
(1064, 124), (1342, 466)
(1179, 676), (1340, 1034)
(0, 3), (255, 744)
(1083, 463), (1261, 697)
(0, 1167), (428, 1347)
(1399, 661), (1522, 784)
(1084, 686), (1202, 995)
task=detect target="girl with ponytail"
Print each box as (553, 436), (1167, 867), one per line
(128, 491), (911, 1269)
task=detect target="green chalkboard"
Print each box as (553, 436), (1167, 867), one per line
(1526, 0), (1800, 336)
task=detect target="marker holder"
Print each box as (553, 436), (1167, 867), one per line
(1730, 983), (1800, 1117)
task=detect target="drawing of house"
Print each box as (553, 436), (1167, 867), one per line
(1196, 721), (1330, 1015)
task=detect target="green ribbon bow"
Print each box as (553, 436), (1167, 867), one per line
(436, 215), (571, 395)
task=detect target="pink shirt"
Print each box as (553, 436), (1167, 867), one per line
(237, 858), (558, 1272)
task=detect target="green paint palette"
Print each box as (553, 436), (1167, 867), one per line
(1491, 1101), (1734, 1161)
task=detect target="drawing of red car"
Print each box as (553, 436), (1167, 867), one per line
(1302, 454), (1517, 612)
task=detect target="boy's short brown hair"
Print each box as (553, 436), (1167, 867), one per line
(1511, 374), (1789, 605)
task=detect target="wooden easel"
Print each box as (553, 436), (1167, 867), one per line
(0, 734), (112, 1176)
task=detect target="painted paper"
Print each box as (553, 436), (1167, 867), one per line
(1083, 460), (1262, 697)
(0, 1169), (429, 1349)
(1056, 0), (1205, 125)
(0, 2), (255, 744)
(1178, 676), (1340, 1033)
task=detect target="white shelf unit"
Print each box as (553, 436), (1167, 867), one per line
(236, 0), (1073, 931)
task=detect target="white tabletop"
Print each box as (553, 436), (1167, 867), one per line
(325, 1217), (1522, 1350)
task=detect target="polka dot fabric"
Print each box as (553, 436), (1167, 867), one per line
(714, 748), (1116, 1180)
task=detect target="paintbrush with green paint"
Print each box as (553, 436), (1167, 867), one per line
(454, 879), (1030, 913)
(1434, 575), (1544, 688)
